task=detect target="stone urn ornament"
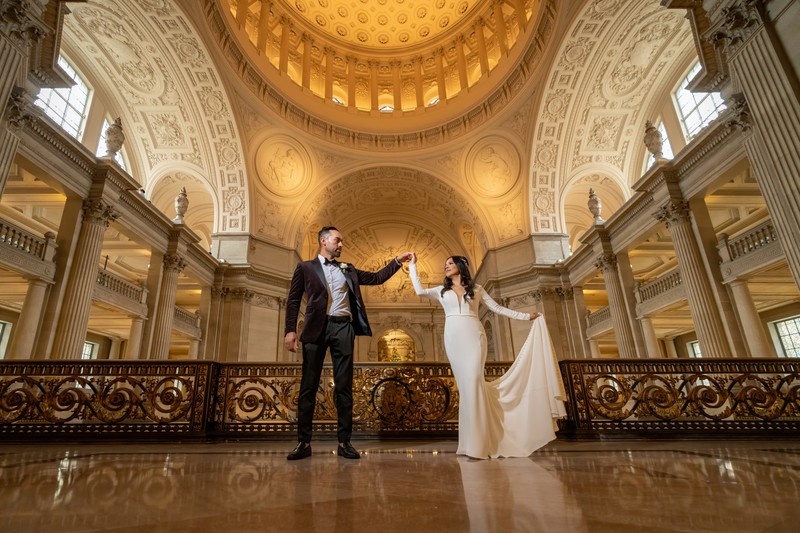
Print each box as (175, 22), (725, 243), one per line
(104, 117), (125, 157)
(644, 120), (664, 164)
(588, 188), (604, 224)
(174, 187), (189, 223)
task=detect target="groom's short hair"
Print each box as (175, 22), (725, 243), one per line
(318, 226), (338, 245)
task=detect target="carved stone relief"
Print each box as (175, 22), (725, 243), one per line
(465, 137), (520, 199)
(255, 136), (311, 197)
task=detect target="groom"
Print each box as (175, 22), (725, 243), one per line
(284, 226), (412, 460)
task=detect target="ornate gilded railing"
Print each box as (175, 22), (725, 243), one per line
(215, 362), (464, 437)
(558, 358), (800, 438)
(3, 359), (799, 440)
(0, 361), (214, 438)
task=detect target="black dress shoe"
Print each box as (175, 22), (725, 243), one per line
(337, 442), (360, 459)
(287, 442), (312, 460)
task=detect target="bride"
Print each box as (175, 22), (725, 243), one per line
(408, 253), (566, 458)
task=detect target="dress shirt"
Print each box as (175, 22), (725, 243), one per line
(319, 255), (351, 317)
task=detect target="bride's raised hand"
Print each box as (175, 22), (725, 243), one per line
(410, 252), (417, 264)
(529, 312), (541, 321)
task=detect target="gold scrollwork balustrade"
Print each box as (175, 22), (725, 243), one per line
(560, 359), (800, 437)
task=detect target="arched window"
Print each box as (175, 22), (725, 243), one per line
(673, 62), (726, 141)
(34, 55), (92, 140)
(96, 118), (127, 170)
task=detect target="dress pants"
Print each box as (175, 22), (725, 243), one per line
(297, 319), (355, 443)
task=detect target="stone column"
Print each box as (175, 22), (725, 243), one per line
(512, 0), (528, 32)
(368, 60), (379, 110)
(571, 286), (592, 358)
(125, 316), (144, 359)
(391, 59), (402, 111)
(664, 338), (678, 358)
(219, 288), (253, 362)
(188, 338), (200, 359)
(474, 19), (489, 76)
(709, 1), (800, 288)
(346, 55), (357, 108)
(6, 277), (48, 359)
(493, 0), (509, 56)
(0, 2), (48, 195)
(655, 200), (731, 357)
(640, 317), (662, 358)
(149, 253), (186, 359)
(301, 33), (311, 89)
(589, 338), (601, 359)
(51, 200), (117, 358)
(595, 253), (637, 358)
(434, 48), (446, 101)
(616, 251), (647, 355)
(412, 56), (424, 108)
(256, 0), (271, 51)
(455, 36), (468, 90)
(690, 198), (747, 355)
(324, 46), (334, 101)
(728, 278), (776, 357)
(278, 16), (290, 74)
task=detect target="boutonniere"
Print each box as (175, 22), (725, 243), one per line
(339, 262), (350, 272)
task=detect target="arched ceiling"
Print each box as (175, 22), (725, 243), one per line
(60, 0), (250, 234)
(529, 0), (694, 234)
(284, 167), (488, 267)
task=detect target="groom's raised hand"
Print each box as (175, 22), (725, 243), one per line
(395, 252), (413, 263)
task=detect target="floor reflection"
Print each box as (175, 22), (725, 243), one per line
(1, 440), (799, 532)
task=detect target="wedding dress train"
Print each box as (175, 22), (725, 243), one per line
(410, 263), (566, 458)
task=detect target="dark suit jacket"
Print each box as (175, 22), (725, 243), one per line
(285, 258), (402, 343)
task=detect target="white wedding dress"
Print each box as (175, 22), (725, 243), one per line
(410, 263), (567, 458)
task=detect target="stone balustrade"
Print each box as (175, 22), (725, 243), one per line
(173, 305), (201, 338)
(94, 269), (148, 317)
(0, 219), (57, 279)
(635, 268), (686, 318)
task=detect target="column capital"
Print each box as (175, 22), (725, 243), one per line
(555, 286), (574, 300)
(4, 86), (34, 133)
(709, 0), (764, 55)
(229, 287), (255, 302)
(724, 92), (752, 133)
(163, 253), (187, 273)
(593, 252), (617, 273)
(654, 200), (691, 228)
(0, 0), (50, 48)
(82, 199), (119, 227)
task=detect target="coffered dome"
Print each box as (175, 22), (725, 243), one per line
(222, 0), (545, 131)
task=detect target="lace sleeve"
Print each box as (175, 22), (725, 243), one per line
(409, 263), (441, 301)
(478, 286), (531, 321)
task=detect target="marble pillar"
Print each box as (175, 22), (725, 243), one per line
(728, 278), (776, 357)
(594, 253), (637, 358)
(149, 253), (186, 359)
(655, 200), (731, 357)
(640, 317), (662, 358)
(51, 200), (117, 358)
(6, 277), (48, 359)
(125, 316), (144, 359)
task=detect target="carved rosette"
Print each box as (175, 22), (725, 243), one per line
(162, 253), (187, 273)
(594, 253), (617, 273)
(82, 199), (118, 227)
(654, 200), (691, 228)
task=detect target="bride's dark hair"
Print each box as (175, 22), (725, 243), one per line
(442, 255), (475, 302)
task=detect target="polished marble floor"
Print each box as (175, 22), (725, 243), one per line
(1, 438), (799, 532)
